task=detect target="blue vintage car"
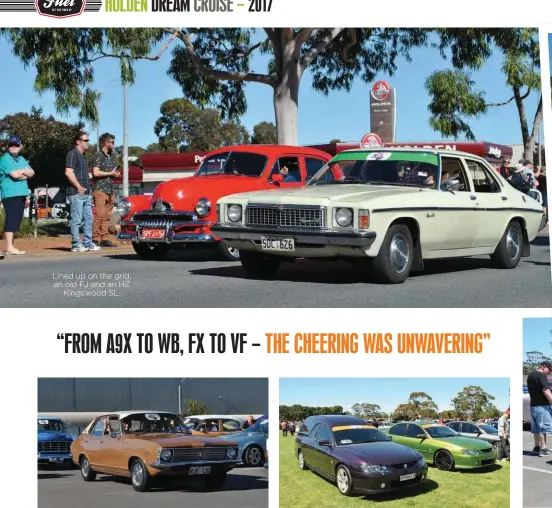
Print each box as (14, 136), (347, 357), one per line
(38, 416), (74, 465)
(218, 413), (268, 467)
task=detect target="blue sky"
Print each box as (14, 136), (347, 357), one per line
(523, 318), (552, 357)
(0, 32), (541, 148)
(549, 34), (552, 74)
(279, 378), (510, 414)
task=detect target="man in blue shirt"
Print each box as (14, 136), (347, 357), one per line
(0, 136), (34, 255)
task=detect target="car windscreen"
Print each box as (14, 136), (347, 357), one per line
(121, 413), (191, 434)
(38, 419), (66, 432)
(195, 151), (268, 177)
(477, 424), (498, 434)
(424, 426), (459, 438)
(332, 427), (391, 445)
(309, 151), (439, 188)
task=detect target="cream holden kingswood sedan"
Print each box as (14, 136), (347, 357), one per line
(211, 148), (546, 284)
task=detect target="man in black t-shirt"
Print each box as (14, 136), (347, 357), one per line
(527, 361), (552, 456)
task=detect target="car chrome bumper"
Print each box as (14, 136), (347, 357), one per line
(211, 224), (377, 247)
(118, 232), (216, 244)
(150, 459), (241, 469)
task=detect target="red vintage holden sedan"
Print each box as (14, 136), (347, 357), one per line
(117, 145), (333, 260)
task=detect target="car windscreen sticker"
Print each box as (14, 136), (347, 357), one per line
(366, 152), (392, 161)
(418, 172), (428, 177)
(339, 439), (353, 444)
(145, 413), (161, 421)
(422, 424), (437, 428)
(38, 419), (49, 424)
(332, 425), (375, 431)
(334, 150), (439, 166)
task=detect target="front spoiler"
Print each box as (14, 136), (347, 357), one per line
(211, 224), (377, 247)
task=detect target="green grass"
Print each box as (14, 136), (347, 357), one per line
(279, 435), (509, 508)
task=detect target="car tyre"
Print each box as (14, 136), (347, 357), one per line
(335, 465), (354, 496)
(370, 224), (414, 284)
(132, 242), (171, 261)
(491, 221), (523, 268)
(493, 441), (503, 460)
(204, 471), (227, 490)
(130, 458), (152, 492)
(240, 251), (281, 279)
(80, 456), (96, 482)
(217, 240), (240, 261)
(434, 449), (455, 471)
(298, 450), (309, 470)
(243, 444), (265, 467)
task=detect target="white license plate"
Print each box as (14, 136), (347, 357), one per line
(189, 466), (211, 475)
(400, 473), (416, 481)
(49, 457), (63, 463)
(261, 236), (295, 251)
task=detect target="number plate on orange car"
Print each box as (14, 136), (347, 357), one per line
(400, 473), (416, 481)
(141, 228), (165, 239)
(189, 466), (211, 475)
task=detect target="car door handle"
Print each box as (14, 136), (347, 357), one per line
(426, 213), (435, 218)
(501, 196), (507, 201)
(470, 195), (477, 200)
(99, 441), (103, 444)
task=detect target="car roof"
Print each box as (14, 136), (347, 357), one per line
(206, 144), (331, 158)
(100, 410), (178, 420)
(304, 415), (369, 427)
(185, 414), (245, 420)
(339, 147), (487, 159)
(38, 416), (63, 421)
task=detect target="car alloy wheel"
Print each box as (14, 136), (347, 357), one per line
(246, 445), (262, 466)
(298, 451), (305, 469)
(336, 465), (352, 495)
(82, 458), (89, 476)
(390, 233), (409, 273)
(132, 461), (144, 488)
(506, 226), (520, 260)
(434, 450), (454, 471)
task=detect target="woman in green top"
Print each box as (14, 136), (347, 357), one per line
(0, 136), (34, 255)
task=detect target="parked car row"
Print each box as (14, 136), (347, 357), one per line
(118, 144), (546, 284)
(38, 410), (268, 492)
(294, 415), (500, 497)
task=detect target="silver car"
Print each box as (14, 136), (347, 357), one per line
(446, 421), (502, 458)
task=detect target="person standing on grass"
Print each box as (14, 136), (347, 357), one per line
(527, 361), (552, 456)
(497, 409), (510, 460)
(0, 136), (34, 255)
(91, 132), (120, 247)
(65, 131), (100, 253)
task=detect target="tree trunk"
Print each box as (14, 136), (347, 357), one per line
(512, 85), (542, 161)
(273, 45), (302, 145)
(526, 94), (543, 162)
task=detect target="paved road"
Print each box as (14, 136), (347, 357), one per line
(1, 233), (550, 307)
(38, 465), (268, 508)
(523, 431), (552, 507)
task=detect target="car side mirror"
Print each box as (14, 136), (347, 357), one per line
(443, 179), (460, 192)
(271, 173), (283, 184)
(318, 439), (331, 446)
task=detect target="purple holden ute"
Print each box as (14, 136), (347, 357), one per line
(295, 415), (428, 496)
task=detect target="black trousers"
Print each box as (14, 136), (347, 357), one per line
(2, 195), (26, 233)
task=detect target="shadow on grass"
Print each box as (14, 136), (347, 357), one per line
(444, 463), (503, 474)
(309, 470), (438, 501)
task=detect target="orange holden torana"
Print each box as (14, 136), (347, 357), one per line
(70, 410), (240, 492)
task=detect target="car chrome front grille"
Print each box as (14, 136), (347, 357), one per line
(38, 442), (71, 453)
(133, 212), (195, 223)
(245, 205), (324, 228)
(138, 220), (174, 229)
(171, 447), (229, 462)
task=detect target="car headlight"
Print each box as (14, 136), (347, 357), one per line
(117, 199), (131, 217)
(196, 197), (211, 217)
(417, 458), (426, 467)
(227, 447), (238, 459)
(227, 204), (242, 222)
(462, 449), (482, 455)
(335, 207), (353, 227)
(160, 449), (174, 462)
(360, 463), (390, 474)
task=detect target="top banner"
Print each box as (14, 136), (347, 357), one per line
(0, 0), (547, 26)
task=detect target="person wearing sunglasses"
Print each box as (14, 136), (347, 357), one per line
(0, 136), (34, 255)
(65, 131), (100, 252)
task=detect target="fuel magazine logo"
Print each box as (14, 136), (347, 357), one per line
(0, 0), (102, 15)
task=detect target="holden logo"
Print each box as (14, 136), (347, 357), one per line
(371, 80), (391, 101)
(35, 0), (86, 18)
(277, 205), (284, 212)
(153, 199), (165, 212)
(199, 451), (204, 458)
(404, 464), (408, 468)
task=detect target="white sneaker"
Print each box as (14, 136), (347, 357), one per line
(71, 245), (89, 253)
(86, 243), (102, 252)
